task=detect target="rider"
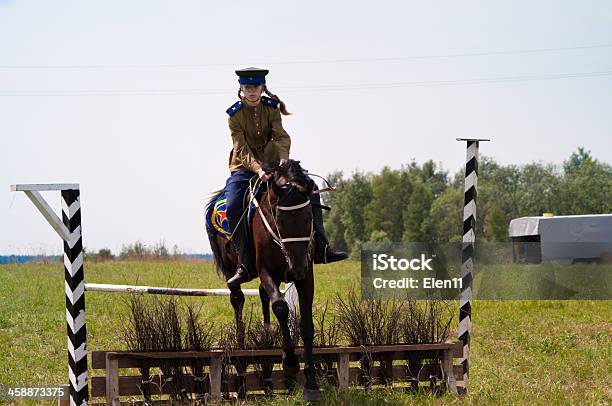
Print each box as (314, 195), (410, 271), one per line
(225, 67), (347, 288)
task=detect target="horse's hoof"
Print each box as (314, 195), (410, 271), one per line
(303, 388), (321, 402)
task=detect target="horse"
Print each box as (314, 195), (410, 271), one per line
(206, 159), (321, 401)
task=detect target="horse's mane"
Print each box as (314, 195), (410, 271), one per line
(262, 159), (309, 186)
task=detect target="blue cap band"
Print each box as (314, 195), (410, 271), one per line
(238, 76), (266, 85)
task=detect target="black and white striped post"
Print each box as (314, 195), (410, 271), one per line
(11, 184), (88, 406)
(455, 138), (489, 394)
(62, 188), (88, 406)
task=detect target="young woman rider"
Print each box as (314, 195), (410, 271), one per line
(224, 67), (347, 288)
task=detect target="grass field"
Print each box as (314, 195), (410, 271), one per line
(0, 260), (610, 405)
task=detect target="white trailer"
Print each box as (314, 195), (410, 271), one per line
(509, 214), (612, 263)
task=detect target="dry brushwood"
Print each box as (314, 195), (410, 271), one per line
(185, 304), (215, 401)
(121, 288), (456, 398)
(401, 299), (453, 344)
(335, 288), (405, 346)
(123, 295), (188, 401)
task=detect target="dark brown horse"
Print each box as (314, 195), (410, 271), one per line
(206, 159), (321, 401)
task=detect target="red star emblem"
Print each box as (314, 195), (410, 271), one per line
(216, 208), (227, 224)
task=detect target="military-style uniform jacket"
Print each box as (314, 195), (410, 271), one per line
(226, 96), (291, 173)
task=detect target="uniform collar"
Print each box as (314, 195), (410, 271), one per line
(241, 97), (261, 110)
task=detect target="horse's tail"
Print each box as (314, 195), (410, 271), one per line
(205, 188), (227, 279)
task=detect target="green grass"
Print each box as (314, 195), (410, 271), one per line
(0, 260), (610, 405)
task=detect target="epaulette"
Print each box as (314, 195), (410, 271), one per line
(226, 101), (242, 116)
(261, 96), (279, 109)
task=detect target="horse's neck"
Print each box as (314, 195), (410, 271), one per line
(260, 188), (278, 213)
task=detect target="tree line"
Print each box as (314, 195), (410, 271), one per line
(322, 148), (612, 257)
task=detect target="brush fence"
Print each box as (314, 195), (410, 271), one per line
(92, 341), (463, 404)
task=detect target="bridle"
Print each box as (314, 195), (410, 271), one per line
(249, 179), (315, 277)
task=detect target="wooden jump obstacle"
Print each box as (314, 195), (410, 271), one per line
(92, 341), (463, 405)
(11, 140), (487, 404)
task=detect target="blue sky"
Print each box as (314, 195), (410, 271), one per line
(1, 1), (611, 254)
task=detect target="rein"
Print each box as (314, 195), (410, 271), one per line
(249, 180), (314, 277)
(302, 171), (336, 193)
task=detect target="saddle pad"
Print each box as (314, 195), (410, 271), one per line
(205, 195), (231, 240)
(205, 177), (264, 241)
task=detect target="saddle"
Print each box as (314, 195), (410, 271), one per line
(205, 177), (265, 241)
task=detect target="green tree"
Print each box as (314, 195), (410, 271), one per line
(558, 157), (612, 214)
(402, 180), (434, 242)
(369, 229), (391, 242)
(406, 159), (449, 198)
(341, 172), (373, 248)
(516, 163), (561, 216)
(322, 171), (348, 251)
(422, 187), (463, 243)
(563, 147), (593, 175)
(484, 203), (508, 241)
(364, 167), (408, 242)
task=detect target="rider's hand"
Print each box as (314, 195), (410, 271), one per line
(258, 168), (271, 182)
(280, 158), (288, 165)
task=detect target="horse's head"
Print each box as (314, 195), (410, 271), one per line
(262, 159), (315, 280)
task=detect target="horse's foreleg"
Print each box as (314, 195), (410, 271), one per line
(296, 265), (321, 401)
(259, 283), (271, 328)
(257, 282), (274, 395)
(259, 268), (299, 370)
(229, 286), (246, 348)
(229, 286), (248, 398)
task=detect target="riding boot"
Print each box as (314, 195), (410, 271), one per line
(312, 204), (348, 264)
(227, 226), (258, 288)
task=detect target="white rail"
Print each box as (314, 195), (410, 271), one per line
(84, 282), (294, 298)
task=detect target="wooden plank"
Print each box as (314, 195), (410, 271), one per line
(11, 183), (79, 192)
(337, 353), (350, 388)
(105, 354), (119, 406)
(90, 364), (464, 398)
(451, 341), (463, 358)
(92, 376), (195, 398)
(209, 357), (222, 401)
(92, 342), (458, 368)
(56, 384), (70, 406)
(92, 351), (107, 369)
(442, 350), (458, 394)
(92, 351), (215, 369)
(92, 371), (297, 397)
(92, 350), (444, 370)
